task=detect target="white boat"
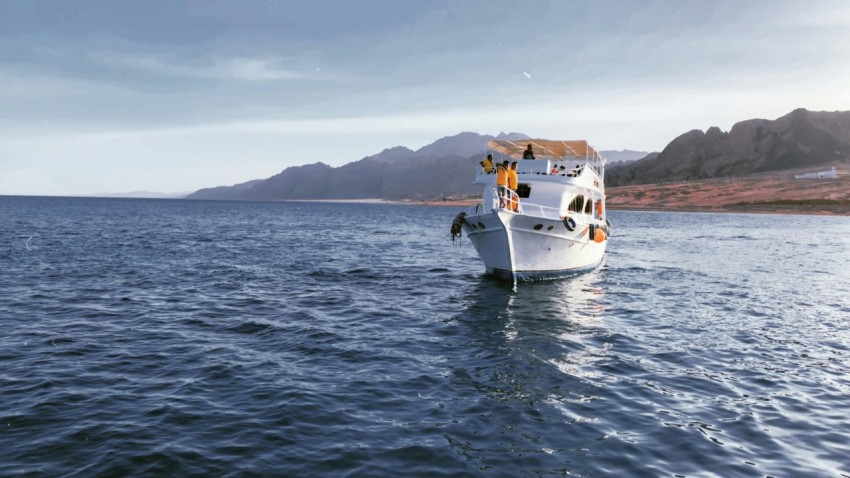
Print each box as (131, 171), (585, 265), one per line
(452, 139), (609, 281)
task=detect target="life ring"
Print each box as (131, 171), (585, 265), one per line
(563, 216), (576, 231)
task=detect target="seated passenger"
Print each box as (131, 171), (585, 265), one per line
(550, 165), (559, 174)
(559, 166), (567, 176)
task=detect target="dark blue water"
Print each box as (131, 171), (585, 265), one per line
(2, 196), (849, 477)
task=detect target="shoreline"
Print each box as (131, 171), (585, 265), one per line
(410, 171), (850, 216)
(606, 205), (849, 216)
(417, 200), (850, 216)
(4, 195), (845, 216)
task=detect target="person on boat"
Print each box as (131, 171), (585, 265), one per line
(522, 144), (535, 159)
(496, 162), (508, 208)
(480, 154), (494, 174)
(559, 165), (567, 176)
(550, 165), (559, 174)
(508, 161), (519, 211)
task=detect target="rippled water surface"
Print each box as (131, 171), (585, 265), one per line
(2, 196), (849, 477)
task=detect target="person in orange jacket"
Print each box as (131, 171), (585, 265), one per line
(495, 161), (508, 208)
(508, 161), (519, 211)
(480, 154), (494, 174)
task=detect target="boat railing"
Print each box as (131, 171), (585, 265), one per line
(517, 163), (553, 176)
(584, 163), (603, 180)
(519, 168), (582, 178)
(488, 187), (524, 214)
(478, 163), (593, 180)
(486, 186), (570, 220)
(515, 201), (563, 220)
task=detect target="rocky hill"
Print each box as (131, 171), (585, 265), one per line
(186, 132), (528, 201)
(608, 108), (850, 186)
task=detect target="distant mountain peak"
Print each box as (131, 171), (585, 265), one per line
(381, 146), (414, 154)
(608, 108), (850, 186)
(414, 131), (530, 158)
(495, 132), (531, 141)
(414, 132), (490, 158)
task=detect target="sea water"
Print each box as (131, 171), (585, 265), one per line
(1, 196), (849, 476)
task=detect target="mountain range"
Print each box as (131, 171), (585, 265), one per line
(186, 132), (532, 201)
(186, 108), (849, 201)
(607, 108), (850, 186)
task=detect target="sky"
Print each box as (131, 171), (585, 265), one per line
(1, 0), (849, 196)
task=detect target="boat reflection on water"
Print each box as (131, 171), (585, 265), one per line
(458, 264), (607, 340)
(448, 266), (616, 448)
(454, 265), (611, 392)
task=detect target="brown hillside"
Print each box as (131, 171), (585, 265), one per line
(607, 167), (850, 215)
(607, 109), (850, 186)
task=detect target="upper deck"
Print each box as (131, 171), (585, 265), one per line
(484, 139), (605, 182)
(477, 139), (606, 189)
(487, 139), (604, 163)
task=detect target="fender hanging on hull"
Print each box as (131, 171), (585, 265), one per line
(450, 212), (466, 240)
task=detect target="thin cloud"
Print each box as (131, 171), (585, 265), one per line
(90, 52), (302, 81)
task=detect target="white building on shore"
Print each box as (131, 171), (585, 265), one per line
(795, 167), (838, 179)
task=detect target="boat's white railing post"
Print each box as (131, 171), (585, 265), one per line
(497, 187), (506, 210)
(490, 185), (517, 212)
(490, 188), (523, 214)
(508, 189), (521, 213)
(489, 185), (500, 211)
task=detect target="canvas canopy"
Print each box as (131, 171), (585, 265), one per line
(487, 139), (601, 161)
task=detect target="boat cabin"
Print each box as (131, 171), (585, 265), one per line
(474, 139), (607, 220)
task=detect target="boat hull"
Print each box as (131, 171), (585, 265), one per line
(462, 210), (606, 281)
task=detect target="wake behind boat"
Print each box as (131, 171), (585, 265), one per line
(452, 139), (609, 281)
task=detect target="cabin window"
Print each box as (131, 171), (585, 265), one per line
(517, 183), (531, 199)
(584, 199), (593, 215)
(568, 195), (585, 213)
